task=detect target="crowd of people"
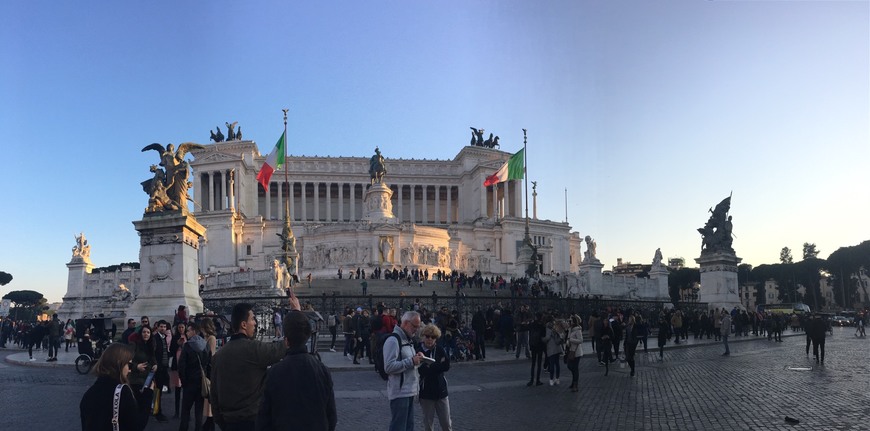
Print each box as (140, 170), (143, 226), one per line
(41, 294), (864, 431)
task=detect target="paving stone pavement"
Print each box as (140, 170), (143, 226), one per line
(1, 327), (867, 430)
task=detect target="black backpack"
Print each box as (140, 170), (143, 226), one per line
(373, 332), (412, 385)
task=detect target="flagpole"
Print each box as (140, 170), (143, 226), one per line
(283, 108), (289, 205)
(522, 129), (529, 239)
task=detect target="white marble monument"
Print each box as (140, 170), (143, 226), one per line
(126, 213), (206, 323)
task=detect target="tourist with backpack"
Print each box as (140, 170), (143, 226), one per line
(382, 311), (424, 431)
(177, 322), (209, 431)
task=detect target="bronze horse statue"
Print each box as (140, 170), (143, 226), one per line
(369, 147), (386, 184)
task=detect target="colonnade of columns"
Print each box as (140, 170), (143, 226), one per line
(486, 181), (521, 219)
(198, 170), (235, 212)
(257, 182), (459, 224)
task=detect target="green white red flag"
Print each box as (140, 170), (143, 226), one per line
(484, 148), (524, 187)
(256, 131), (286, 191)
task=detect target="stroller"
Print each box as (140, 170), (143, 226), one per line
(452, 326), (475, 362)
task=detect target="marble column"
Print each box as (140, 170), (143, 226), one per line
(265, 182), (271, 219)
(338, 182), (344, 221)
(398, 185), (403, 222)
(326, 182), (332, 221)
(277, 182), (283, 220)
(422, 185), (428, 223)
(411, 185), (416, 222)
(349, 183), (355, 221)
(314, 183), (320, 221)
(301, 182), (307, 222)
(446, 186), (452, 224)
(434, 185), (440, 224)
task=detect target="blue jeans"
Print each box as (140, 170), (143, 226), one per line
(722, 334), (730, 354)
(389, 396), (415, 431)
(547, 354), (561, 380)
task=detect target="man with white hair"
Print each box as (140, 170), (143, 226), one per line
(384, 311), (424, 431)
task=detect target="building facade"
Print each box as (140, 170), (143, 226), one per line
(188, 141), (584, 280)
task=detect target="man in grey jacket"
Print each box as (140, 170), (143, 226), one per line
(384, 311), (423, 431)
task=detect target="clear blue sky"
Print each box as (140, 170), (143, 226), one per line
(2, 1), (867, 302)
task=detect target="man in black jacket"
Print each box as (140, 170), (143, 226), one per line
(257, 310), (336, 431)
(178, 322), (209, 431)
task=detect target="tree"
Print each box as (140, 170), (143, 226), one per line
(0, 271), (12, 286)
(2, 290), (45, 320)
(802, 243), (819, 260)
(780, 247), (793, 265)
(825, 241), (870, 308)
(668, 267), (700, 304)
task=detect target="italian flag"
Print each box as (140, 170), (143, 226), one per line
(484, 148), (524, 187)
(256, 132), (286, 192)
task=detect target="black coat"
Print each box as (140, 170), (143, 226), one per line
(80, 376), (139, 431)
(417, 343), (450, 400)
(178, 338), (210, 390)
(256, 346), (336, 431)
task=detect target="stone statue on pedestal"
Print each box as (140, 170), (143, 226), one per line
(369, 147), (387, 184)
(72, 232), (91, 261)
(583, 235), (598, 262)
(141, 142), (205, 213)
(698, 196), (735, 255)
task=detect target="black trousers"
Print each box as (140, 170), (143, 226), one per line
(529, 350), (544, 383)
(567, 357), (581, 386)
(812, 339), (825, 362)
(179, 386), (204, 431)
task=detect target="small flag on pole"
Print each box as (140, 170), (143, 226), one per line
(484, 148), (524, 187)
(256, 131), (286, 192)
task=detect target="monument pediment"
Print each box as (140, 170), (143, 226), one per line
(195, 152), (240, 163)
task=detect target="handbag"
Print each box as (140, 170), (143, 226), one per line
(196, 353), (211, 399)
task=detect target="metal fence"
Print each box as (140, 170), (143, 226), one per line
(203, 293), (708, 339)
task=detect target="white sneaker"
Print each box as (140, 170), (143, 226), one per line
(329, 348), (336, 352)
(29, 358), (35, 361)
(555, 378), (560, 385)
(549, 379), (554, 386)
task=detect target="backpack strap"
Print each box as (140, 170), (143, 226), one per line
(112, 384), (123, 431)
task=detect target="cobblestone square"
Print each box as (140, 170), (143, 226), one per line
(2, 327), (867, 430)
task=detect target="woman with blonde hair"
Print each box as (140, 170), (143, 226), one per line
(565, 315), (584, 392)
(542, 319), (566, 386)
(417, 323), (452, 431)
(80, 343), (138, 430)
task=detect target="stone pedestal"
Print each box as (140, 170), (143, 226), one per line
(579, 259), (604, 295)
(56, 257), (95, 319)
(695, 251), (743, 311)
(127, 213), (206, 323)
(363, 183), (397, 224)
(648, 264), (671, 301)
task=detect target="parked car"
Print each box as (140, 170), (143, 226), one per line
(831, 315), (852, 327)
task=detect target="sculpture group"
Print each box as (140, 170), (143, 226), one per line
(140, 142), (205, 213)
(469, 127), (500, 148)
(209, 121), (243, 142)
(697, 196), (735, 254)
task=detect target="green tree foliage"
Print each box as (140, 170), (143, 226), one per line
(793, 257), (826, 310)
(0, 271), (12, 286)
(802, 243), (819, 260)
(780, 247), (793, 264)
(91, 262), (140, 273)
(2, 290), (44, 307)
(668, 267), (699, 303)
(2, 290), (46, 321)
(824, 241), (870, 307)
